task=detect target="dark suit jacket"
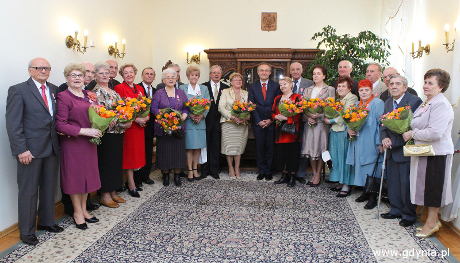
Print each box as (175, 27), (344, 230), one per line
(201, 80), (230, 131)
(156, 81), (184, 90)
(58, 82), (93, 93)
(6, 78), (59, 158)
(380, 87), (418, 102)
(138, 82), (156, 138)
(248, 80), (281, 127)
(379, 92), (422, 162)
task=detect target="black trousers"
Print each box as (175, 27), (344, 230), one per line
(134, 136), (154, 184)
(201, 126), (222, 177)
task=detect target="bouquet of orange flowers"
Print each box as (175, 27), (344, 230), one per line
(185, 97), (211, 115)
(277, 99), (307, 125)
(341, 105), (369, 141)
(131, 94), (152, 118)
(231, 100), (256, 124)
(323, 97), (344, 119)
(88, 105), (117, 144)
(304, 98), (326, 114)
(381, 106), (414, 144)
(155, 108), (183, 134)
(111, 99), (135, 122)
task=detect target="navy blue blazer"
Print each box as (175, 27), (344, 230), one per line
(248, 80), (281, 127)
(379, 92), (422, 162)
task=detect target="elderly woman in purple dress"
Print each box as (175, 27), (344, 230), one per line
(56, 63), (102, 230)
(151, 68), (189, 187)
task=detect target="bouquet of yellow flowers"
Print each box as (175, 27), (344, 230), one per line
(185, 97), (211, 114)
(88, 105), (117, 144)
(111, 99), (135, 122)
(131, 94), (152, 118)
(380, 106), (414, 144)
(323, 97), (344, 118)
(277, 99), (307, 125)
(304, 98), (326, 114)
(231, 100), (256, 124)
(341, 105), (369, 141)
(155, 108), (183, 134)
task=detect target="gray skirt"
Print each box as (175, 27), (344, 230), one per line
(221, 121), (248, 155)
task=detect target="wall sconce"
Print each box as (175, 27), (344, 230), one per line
(443, 23), (457, 52)
(186, 52), (200, 64)
(65, 29), (90, 54)
(410, 41), (430, 59)
(108, 38), (126, 59)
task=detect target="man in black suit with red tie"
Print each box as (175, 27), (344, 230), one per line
(134, 67), (157, 187)
(248, 63), (281, 181)
(200, 65), (229, 179)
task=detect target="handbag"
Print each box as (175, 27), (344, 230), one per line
(364, 153), (381, 194)
(403, 144), (435, 156)
(280, 121), (297, 135)
(172, 129), (185, 139)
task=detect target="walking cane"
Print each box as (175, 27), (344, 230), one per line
(376, 148), (387, 219)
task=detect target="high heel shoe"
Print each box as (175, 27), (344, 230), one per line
(415, 224), (440, 238)
(73, 218), (88, 230)
(192, 168), (202, 181)
(336, 189), (351, 197)
(128, 189), (140, 198)
(85, 216), (99, 223)
(416, 221), (441, 231)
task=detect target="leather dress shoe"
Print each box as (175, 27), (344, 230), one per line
(143, 178), (155, 185)
(265, 174), (273, 181)
(100, 199), (120, 208)
(37, 224), (64, 233)
(211, 174), (220, 179)
(306, 181), (314, 186)
(85, 216), (99, 223)
(115, 186), (126, 193)
(274, 173), (289, 184)
(257, 174), (265, 180)
(20, 234), (38, 245)
(416, 221), (441, 231)
(415, 224), (440, 238)
(86, 202), (100, 211)
(73, 218), (88, 230)
(364, 195), (378, 209)
(128, 189), (140, 198)
(380, 212), (402, 219)
(355, 193), (370, 202)
(381, 196), (390, 204)
(112, 196), (126, 203)
(400, 219), (416, 227)
(126, 182), (143, 192)
(295, 177), (306, 184)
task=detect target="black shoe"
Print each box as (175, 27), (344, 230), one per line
(187, 177), (194, 182)
(306, 181), (314, 186)
(20, 234), (38, 245)
(115, 186), (126, 193)
(37, 224), (64, 233)
(355, 192), (370, 202)
(174, 173), (182, 187)
(381, 212), (402, 219)
(381, 196), (390, 204)
(274, 172), (289, 184)
(73, 218), (88, 230)
(309, 182), (320, 187)
(162, 173), (170, 186)
(364, 195), (377, 209)
(336, 190), (351, 197)
(330, 186), (342, 192)
(257, 174), (265, 180)
(85, 216), (99, 223)
(265, 174), (273, 181)
(287, 174), (296, 187)
(179, 171), (188, 178)
(211, 174), (220, 179)
(143, 178), (155, 185)
(295, 177), (306, 184)
(399, 219), (416, 227)
(128, 189), (140, 198)
(126, 182), (143, 192)
(86, 202), (100, 211)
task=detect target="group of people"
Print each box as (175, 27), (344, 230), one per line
(5, 57), (454, 246)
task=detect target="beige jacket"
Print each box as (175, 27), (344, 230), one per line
(330, 92), (358, 132)
(218, 88), (249, 123)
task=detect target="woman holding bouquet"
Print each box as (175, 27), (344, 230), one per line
(325, 76), (358, 197)
(56, 63), (102, 229)
(218, 72), (250, 179)
(346, 79), (384, 209)
(93, 62), (132, 208)
(301, 65), (335, 187)
(271, 77), (303, 187)
(151, 68), (189, 186)
(402, 69), (454, 238)
(114, 63), (149, 198)
(179, 66), (210, 181)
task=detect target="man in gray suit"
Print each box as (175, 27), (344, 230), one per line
(366, 63), (387, 99)
(6, 58), (63, 245)
(380, 75), (422, 227)
(289, 62), (313, 184)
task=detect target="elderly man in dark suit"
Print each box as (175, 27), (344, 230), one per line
(380, 67), (418, 102)
(134, 67), (157, 188)
(200, 65), (229, 179)
(380, 75), (422, 227)
(248, 63), (281, 181)
(6, 58), (63, 246)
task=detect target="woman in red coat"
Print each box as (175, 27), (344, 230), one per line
(114, 64), (149, 198)
(271, 77), (303, 187)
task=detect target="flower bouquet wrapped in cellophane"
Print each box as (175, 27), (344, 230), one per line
(88, 105), (117, 144)
(380, 106), (414, 145)
(341, 104), (369, 141)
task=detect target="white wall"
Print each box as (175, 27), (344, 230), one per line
(0, 0), (154, 231)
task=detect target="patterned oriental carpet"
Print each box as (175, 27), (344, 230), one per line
(0, 171), (457, 262)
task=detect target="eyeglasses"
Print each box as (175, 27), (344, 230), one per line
(165, 77), (176, 80)
(69, 73), (84, 79)
(30, 67), (51, 71)
(98, 72), (110, 76)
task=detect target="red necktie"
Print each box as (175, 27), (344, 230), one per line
(41, 85), (49, 110)
(262, 83), (267, 100)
